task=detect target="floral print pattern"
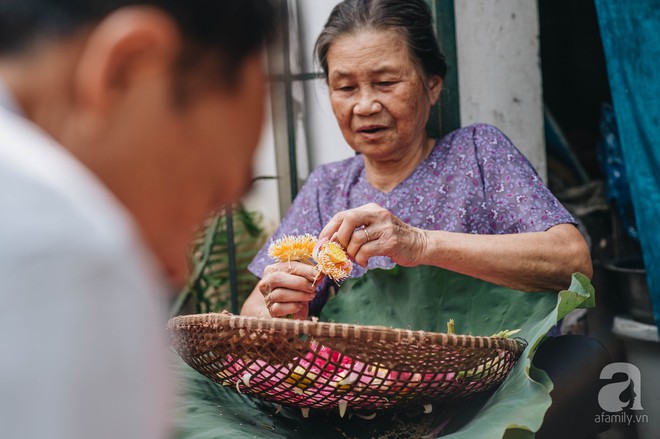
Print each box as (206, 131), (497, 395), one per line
(249, 124), (575, 313)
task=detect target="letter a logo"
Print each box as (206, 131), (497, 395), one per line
(598, 362), (643, 413)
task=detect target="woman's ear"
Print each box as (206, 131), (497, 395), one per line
(427, 75), (443, 106)
(72, 6), (182, 117)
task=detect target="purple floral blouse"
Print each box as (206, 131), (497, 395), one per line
(249, 124), (575, 311)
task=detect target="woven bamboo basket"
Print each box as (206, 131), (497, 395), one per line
(169, 312), (526, 414)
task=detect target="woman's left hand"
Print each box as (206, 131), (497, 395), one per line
(319, 203), (427, 267)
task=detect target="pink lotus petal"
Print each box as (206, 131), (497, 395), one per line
(312, 237), (328, 261)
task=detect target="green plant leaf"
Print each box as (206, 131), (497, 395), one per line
(170, 203), (266, 316)
(320, 266), (594, 438)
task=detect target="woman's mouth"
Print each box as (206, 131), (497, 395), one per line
(357, 125), (388, 135)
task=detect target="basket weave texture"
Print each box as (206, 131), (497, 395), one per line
(169, 312), (526, 413)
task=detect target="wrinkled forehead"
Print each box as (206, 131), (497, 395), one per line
(330, 64), (406, 80)
(326, 29), (418, 79)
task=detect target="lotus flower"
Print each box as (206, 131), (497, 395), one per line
(267, 234), (353, 284)
(268, 234), (317, 263)
(312, 237), (353, 282)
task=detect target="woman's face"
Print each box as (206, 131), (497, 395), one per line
(327, 29), (442, 161)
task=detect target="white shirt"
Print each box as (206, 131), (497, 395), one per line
(0, 87), (171, 438)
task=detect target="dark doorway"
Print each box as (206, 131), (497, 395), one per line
(539, 0), (611, 184)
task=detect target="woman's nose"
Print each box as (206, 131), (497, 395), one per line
(353, 91), (382, 116)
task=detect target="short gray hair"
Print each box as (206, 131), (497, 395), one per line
(315, 0), (447, 81)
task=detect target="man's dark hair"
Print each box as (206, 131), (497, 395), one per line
(315, 0), (447, 81)
(0, 0), (274, 87)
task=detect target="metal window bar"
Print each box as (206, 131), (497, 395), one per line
(280, 0), (300, 202)
(225, 205), (240, 314)
(224, 0), (460, 314)
(432, 0), (461, 135)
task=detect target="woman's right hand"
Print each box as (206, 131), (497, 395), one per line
(256, 261), (319, 319)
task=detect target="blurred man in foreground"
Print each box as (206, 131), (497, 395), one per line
(0, 1), (273, 437)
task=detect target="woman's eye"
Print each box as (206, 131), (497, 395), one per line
(376, 81), (396, 88)
(337, 85), (355, 92)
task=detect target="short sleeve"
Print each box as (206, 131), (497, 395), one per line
(248, 167), (326, 278)
(472, 124), (576, 233)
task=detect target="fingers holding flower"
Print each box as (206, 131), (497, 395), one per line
(259, 261), (319, 319)
(319, 203), (428, 268)
(262, 231), (356, 319)
(258, 206), (427, 318)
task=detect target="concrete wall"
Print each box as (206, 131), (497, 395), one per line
(297, 0), (355, 171)
(240, 95), (281, 232)
(455, 0), (547, 180)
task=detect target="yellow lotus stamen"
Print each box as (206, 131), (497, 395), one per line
(314, 241), (353, 282)
(268, 234), (353, 283)
(268, 234), (317, 263)
(323, 242), (348, 264)
(311, 270), (323, 288)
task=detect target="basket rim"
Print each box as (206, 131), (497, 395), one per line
(168, 311), (526, 354)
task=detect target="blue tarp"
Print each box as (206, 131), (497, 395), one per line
(595, 1), (660, 334)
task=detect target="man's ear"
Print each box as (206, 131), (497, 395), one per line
(73, 6), (182, 115)
(427, 75), (443, 106)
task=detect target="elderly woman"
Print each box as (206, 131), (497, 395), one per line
(236, 1), (608, 437)
(242, 0), (591, 320)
